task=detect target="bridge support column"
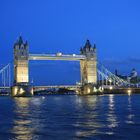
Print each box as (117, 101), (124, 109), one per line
(11, 36), (33, 97)
(11, 85), (33, 97)
(80, 40), (97, 94)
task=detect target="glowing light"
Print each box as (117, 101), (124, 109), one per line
(19, 88), (24, 94)
(109, 94), (114, 97)
(75, 90), (79, 93)
(56, 52), (62, 56)
(99, 86), (104, 92)
(31, 88), (34, 95)
(109, 86), (113, 90)
(76, 82), (81, 85)
(93, 87), (97, 92)
(42, 96), (45, 99)
(127, 89), (132, 95)
(13, 87), (18, 96)
(87, 88), (90, 93)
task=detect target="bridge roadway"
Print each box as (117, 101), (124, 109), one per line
(33, 85), (81, 92)
(1, 86), (140, 94)
(0, 86), (81, 93)
(29, 54), (86, 61)
(0, 87), (10, 88)
(0, 87), (11, 93)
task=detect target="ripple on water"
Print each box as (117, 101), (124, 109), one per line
(0, 95), (140, 139)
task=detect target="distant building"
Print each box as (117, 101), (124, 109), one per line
(115, 68), (139, 83)
(129, 68), (138, 83)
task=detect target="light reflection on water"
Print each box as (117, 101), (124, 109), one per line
(0, 94), (140, 140)
(107, 95), (118, 129)
(126, 95), (135, 124)
(11, 97), (45, 140)
(74, 96), (102, 138)
(11, 98), (35, 140)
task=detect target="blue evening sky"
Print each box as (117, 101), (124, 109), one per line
(0, 0), (140, 85)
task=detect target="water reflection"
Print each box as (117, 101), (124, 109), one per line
(11, 97), (43, 140)
(126, 95), (134, 124)
(128, 95), (132, 112)
(107, 95), (118, 131)
(75, 95), (98, 109)
(74, 96), (104, 138)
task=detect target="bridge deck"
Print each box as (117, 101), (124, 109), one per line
(33, 85), (81, 92)
(29, 54), (86, 61)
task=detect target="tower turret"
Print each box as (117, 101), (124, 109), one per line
(80, 39), (97, 85)
(14, 36), (29, 84)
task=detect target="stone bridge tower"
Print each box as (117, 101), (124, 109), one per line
(14, 36), (29, 84)
(80, 40), (97, 94)
(11, 36), (33, 97)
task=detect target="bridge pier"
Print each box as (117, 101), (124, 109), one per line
(11, 85), (33, 97)
(79, 84), (93, 95)
(11, 36), (33, 97)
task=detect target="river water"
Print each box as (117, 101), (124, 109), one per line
(0, 94), (140, 140)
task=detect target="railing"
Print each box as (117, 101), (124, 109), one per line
(97, 62), (133, 87)
(0, 64), (11, 87)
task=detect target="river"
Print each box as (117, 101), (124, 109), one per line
(0, 94), (140, 140)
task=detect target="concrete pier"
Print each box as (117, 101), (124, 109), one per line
(11, 85), (33, 97)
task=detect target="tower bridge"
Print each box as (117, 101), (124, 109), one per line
(0, 36), (138, 96)
(11, 36), (97, 96)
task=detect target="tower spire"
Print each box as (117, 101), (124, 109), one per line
(19, 35), (23, 45)
(85, 39), (91, 48)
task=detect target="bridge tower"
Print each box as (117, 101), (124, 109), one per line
(11, 36), (33, 97)
(80, 40), (97, 94)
